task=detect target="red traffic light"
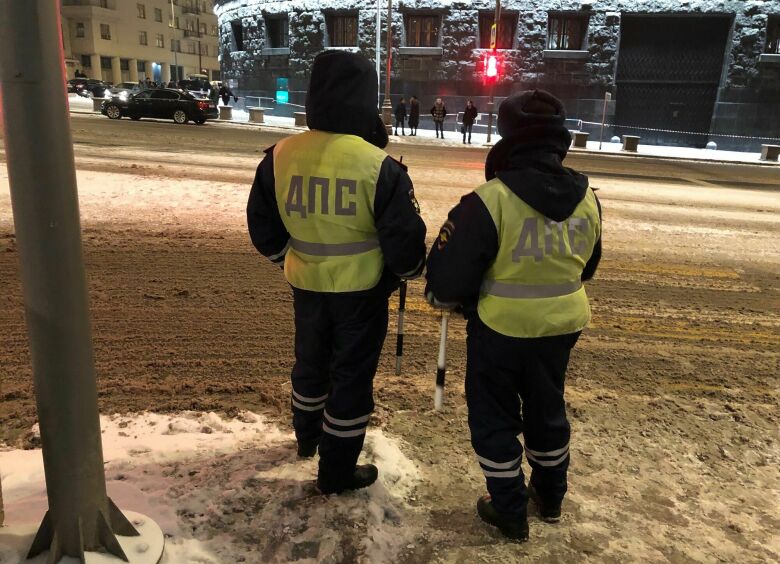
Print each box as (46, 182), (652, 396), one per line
(483, 51), (500, 82)
(486, 55), (498, 78)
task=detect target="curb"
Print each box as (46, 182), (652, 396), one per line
(68, 109), (778, 168)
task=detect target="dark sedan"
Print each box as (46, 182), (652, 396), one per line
(101, 88), (219, 125)
(68, 78), (110, 98)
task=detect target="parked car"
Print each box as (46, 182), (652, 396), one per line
(101, 88), (218, 124)
(109, 82), (142, 99)
(178, 78), (212, 97)
(68, 78), (110, 98)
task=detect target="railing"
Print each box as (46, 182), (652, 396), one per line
(184, 30), (200, 38)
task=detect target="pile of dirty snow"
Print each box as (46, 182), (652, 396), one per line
(0, 411), (424, 563)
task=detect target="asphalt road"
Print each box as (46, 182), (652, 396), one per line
(62, 113), (780, 190)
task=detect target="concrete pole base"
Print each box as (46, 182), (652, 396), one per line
(3, 509), (164, 564)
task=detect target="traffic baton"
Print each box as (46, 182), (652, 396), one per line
(395, 279), (407, 375)
(434, 310), (449, 411)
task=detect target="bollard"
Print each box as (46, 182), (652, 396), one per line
(218, 105), (233, 120)
(760, 144), (780, 162)
(247, 107), (265, 123)
(92, 97), (106, 112)
(572, 131), (590, 148)
(706, 141), (718, 151)
(294, 111), (307, 127)
(610, 136), (621, 144)
(622, 135), (640, 152)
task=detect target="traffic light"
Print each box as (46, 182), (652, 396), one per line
(483, 50), (500, 83)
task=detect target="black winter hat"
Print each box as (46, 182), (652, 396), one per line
(306, 50), (388, 149)
(497, 90), (566, 137)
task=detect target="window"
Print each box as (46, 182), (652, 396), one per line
(171, 39), (181, 52)
(100, 56), (112, 70)
(120, 59), (130, 71)
(156, 33), (164, 48)
(266, 17), (289, 48)
(98, 0), (108, 7)
(478, 13), (517, 49)
(186, 19), (196, 32)
(75, 22), (85, 38)
(187, 42), (196, 54)
(199, 22), (207, 35)
(151, 90), (179, 99)
(767, 17), (780, 54)
(328, 14), (358, 47)
(81, 54), (92, 68)
(137, 3), (145, 19)
(547, 13), (589, 50)
(231, 19), (245, 50)
(137, 60), (146, 72)
(100, 23), (111, 40)
(200, 43), (209, 56)
(154, 8), (162, 22)
(211, 24), (218, 36)
(405, 15), (439, 47)
(139, 31), (147, 45)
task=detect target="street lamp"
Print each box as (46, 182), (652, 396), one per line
(381, 0), (393, 133)
(170, 0), (178, 82)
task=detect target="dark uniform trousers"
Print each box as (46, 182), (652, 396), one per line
(466, 316), (579, 518)
(291, 285), (389, 486)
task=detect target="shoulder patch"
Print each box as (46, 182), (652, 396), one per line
(437, 220), (455, 251)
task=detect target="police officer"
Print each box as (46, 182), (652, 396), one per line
(425, 91), (602, 541)
(247, 51), (426, 495)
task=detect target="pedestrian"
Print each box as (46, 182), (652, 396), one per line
(144, 77), (152, 89)
(394, 97), (407, 136)
(462, 99), (478, 144)
(219, 84), (238, 106)
(167, 80), (177, 88)
(424, 90), (603, 542)
(408, 96), (420, 136)
(247, 50), (426, 495)
(431, 97), (447, 139)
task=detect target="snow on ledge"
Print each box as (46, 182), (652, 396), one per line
(0, 411), (423, 563)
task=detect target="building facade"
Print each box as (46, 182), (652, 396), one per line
(214, 0), (780, 149)
(61, 0), (221, 84)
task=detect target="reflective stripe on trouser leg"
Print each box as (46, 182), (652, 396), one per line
(477, 454), (523, 478)
(322, 410), (372, 438)
(524, 443), (570, 467)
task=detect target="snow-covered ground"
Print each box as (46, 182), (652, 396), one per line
(0, 412), (422, 563)
(66, 94), (772, 164)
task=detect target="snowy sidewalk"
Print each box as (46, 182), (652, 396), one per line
(67, 95), (776, 166)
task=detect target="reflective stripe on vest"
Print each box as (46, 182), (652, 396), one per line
(289, 237), (380, 257)
(273, 131), (387, 292)
(475, 178), (601, 338)
(482, 279), (582, 299)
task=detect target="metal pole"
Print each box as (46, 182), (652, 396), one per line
(381, 0), (393, 132)
(0, 1), (138, 560)
(486, 0), (501, 144)
(197, 14), (202, 77)
(376, 0), (381, 110)
(599, 91), (612, 151)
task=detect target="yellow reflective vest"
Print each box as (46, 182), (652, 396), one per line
(475, 178), (601, 338)
(273, 130), (387, 292)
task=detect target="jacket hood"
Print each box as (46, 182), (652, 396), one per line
(486, 124), (588, 222)
(305, 50), (388, 149)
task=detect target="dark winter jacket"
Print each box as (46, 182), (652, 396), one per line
(463, 104), (478, 126)
(395, 102), (407, 121)
(425, 123), (602, 315)
(431, 103), (447, 122)
(409, 100), (420, 126)
(247, 51), (426, 295)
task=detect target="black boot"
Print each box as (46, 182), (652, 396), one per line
(297, 439), (318, 458)
(528, 484), (562, 523)
(317, 464), (378, 495)
(477, 495), (529, 542)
